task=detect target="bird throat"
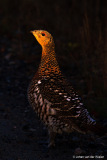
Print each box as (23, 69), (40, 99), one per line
(38, 45), (61, 77)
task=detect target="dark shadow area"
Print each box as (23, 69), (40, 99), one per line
(0, 0), (107, 159)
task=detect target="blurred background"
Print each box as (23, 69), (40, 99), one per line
(0, 0), (107, 118)
(0, 0), (107, 159)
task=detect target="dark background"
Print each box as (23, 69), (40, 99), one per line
(0, 0), (107, 159)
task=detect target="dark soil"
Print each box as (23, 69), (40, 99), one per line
(0, 36), (106, 160)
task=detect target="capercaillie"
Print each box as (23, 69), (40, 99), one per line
(28, 30), (106, 147)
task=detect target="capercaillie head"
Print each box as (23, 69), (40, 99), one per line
(31, 30), (60, 76)
(31, 30), (54, 49)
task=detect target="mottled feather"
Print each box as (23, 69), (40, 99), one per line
(28, 30), (106, 147)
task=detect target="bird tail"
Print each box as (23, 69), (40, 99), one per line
(87, 123), (107, 136)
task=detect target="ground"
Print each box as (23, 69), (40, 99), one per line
(0, 37), (106, 160)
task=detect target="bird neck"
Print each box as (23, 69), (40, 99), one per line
(38, 45), (61, 77)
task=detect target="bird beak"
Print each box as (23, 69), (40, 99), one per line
(30, 30), (37, 34)
(30, 30), (39, 41)
(30, 30), (34, 34)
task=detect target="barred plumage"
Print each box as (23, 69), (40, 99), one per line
(28, 30), (106, 147)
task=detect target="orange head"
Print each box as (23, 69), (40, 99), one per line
(31, 30), (54, 48)
(31, 30), (61, 76)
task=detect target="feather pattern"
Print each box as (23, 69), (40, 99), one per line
(28, 30), (105, 147)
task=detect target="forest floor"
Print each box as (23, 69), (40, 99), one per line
(0, 36), (107, 160)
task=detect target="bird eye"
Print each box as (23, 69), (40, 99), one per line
(41, 33), (45, 36)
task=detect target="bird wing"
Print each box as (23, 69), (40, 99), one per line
(37, 75), (96, 130)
